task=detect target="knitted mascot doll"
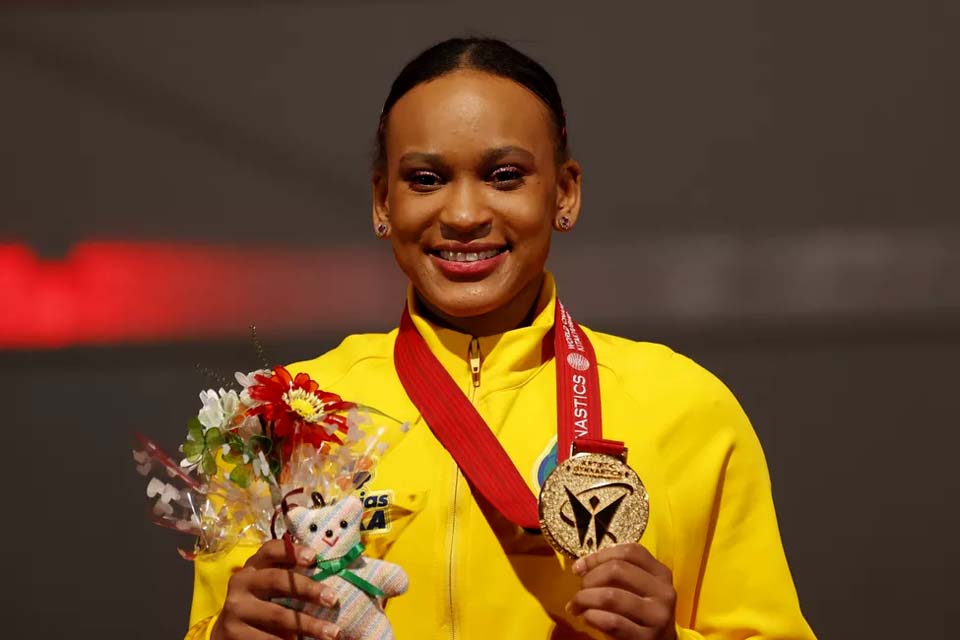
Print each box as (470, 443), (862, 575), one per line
(279, 492), (409, 639)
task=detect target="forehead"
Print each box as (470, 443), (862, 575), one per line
(385, 69), (555, 160)
(290, 507), (330, 528)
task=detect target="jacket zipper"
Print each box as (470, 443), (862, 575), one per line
(447, 336), (482, 639)
(469, 337), (481, 389)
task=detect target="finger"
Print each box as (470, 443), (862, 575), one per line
(247, 568), (340, 608)
(568, 586), (669, 628)
(243, 600), (340, 640)
(573, 543), (672, 580)
(580, 558), (673, 600)
(581, 608), (652, 640)
(245, 539), (317, 570)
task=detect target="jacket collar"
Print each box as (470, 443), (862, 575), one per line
(405, 273), (557, 395)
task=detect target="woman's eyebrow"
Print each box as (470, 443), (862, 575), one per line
(398, 151), (449, 169)
(481, 146), (535, 165)
(397, 146), (535, 170)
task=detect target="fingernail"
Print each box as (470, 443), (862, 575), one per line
(319, 590), (339, 607)
(300, 549), (316, 564)
(323, 623), (341, 640)
(564, 601), (573, 615)
(572, 559), (586, 576)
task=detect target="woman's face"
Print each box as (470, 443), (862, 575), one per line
(374, 69), (581, 322)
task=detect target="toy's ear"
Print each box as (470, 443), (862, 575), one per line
(343, 495), (364, 520)
(282, 504), (316, 541)
(272, 487), (305, 539)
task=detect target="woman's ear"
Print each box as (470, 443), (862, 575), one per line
(554, 158), (583, 232)
(372, 170), (390, 238)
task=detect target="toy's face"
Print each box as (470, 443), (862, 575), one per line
(286, 495), (363, 559)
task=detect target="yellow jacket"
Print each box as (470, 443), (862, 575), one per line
(186, 274), (815, 639)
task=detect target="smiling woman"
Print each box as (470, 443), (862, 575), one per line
(373, 54), (581, 337)
(187, 38), (817, 640)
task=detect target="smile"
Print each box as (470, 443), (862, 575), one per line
(322, 535), (340, 548)
(427, 245), (510, 278)
(433, 247), (508, 262)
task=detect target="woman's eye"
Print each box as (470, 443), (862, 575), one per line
(407, 171), (443, 191)
(339, 520), (348, 529)
(309, 523), (318, 532)
(489, 166), (525, 187)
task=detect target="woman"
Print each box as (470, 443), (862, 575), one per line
(188, 38), (815, 640)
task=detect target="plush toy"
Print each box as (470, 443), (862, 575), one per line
(277, 490), (409, 640)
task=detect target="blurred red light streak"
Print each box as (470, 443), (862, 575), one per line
(0, 242), (401, 349)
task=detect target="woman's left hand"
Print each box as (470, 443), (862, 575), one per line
(567, 543), (678, 640)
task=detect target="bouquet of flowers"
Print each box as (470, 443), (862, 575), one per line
(133, 363), (410, 638)
(134, 365), (408, 555)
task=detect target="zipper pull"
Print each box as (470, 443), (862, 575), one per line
(468, 337), (481, 388)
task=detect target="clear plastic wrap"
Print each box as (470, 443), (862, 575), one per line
(132, 365), (408, 558)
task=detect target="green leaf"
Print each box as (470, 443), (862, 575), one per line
(268, 455), (282, 478)
(201, 451), (217, 476)
(205, 427), (224, 449)
(226, 433), (244, 450)
(250, 435), (272, 455)
(229, 464), (251, 488)
(182, 440), (204, 459)
(187, 417), (203, 442)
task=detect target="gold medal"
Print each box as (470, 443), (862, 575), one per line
(538, 449), (649, 558)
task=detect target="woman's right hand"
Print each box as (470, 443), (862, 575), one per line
(211, 538), (341, 640)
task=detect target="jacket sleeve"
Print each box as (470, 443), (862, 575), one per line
(672, 376), (816, 640)
(183, 543), (260, 640)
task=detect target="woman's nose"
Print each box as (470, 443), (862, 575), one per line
(439, 179), (492, 239)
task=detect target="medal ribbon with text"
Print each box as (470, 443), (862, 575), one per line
(394, 299), (624, 530)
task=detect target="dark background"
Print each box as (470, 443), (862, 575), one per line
(2, 1), (957, 638)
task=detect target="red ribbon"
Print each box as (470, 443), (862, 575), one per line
(394, 299), (624, 530)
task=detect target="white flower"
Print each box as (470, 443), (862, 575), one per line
(235, 369), (270, 406)
(235, 369), (267, 388)
(198, 388), (241, 432)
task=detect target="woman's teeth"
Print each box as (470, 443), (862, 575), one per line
(437, 248), (504, 262)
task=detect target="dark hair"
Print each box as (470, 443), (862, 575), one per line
(374, 37), (568, 171)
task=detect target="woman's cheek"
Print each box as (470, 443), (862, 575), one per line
(391, 198), (439, 236)
(507, 206), (554, 250)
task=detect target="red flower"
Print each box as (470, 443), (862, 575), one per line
(246, 366), (352, 459)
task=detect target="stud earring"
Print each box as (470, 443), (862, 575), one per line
(375, 223), (389, 238)
(557, 216), (571, 230)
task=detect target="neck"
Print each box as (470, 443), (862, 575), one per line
(417, 274), (545, 337)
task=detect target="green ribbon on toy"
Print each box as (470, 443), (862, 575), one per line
(311, 542), (385, 598)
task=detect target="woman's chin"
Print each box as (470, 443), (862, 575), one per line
(417, 278), (513, 320)
(429, 291), (504, 320)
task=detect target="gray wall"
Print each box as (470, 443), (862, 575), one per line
(2, 1), (957, 638)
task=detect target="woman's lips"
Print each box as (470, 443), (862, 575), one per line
(429, 248), (508, 279)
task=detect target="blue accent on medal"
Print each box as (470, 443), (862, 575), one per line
(537, 442), (559, 488)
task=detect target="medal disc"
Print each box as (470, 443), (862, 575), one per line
(538, 452), (649, 558)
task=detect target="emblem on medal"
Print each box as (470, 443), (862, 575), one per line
(538, 446), (649, 558)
